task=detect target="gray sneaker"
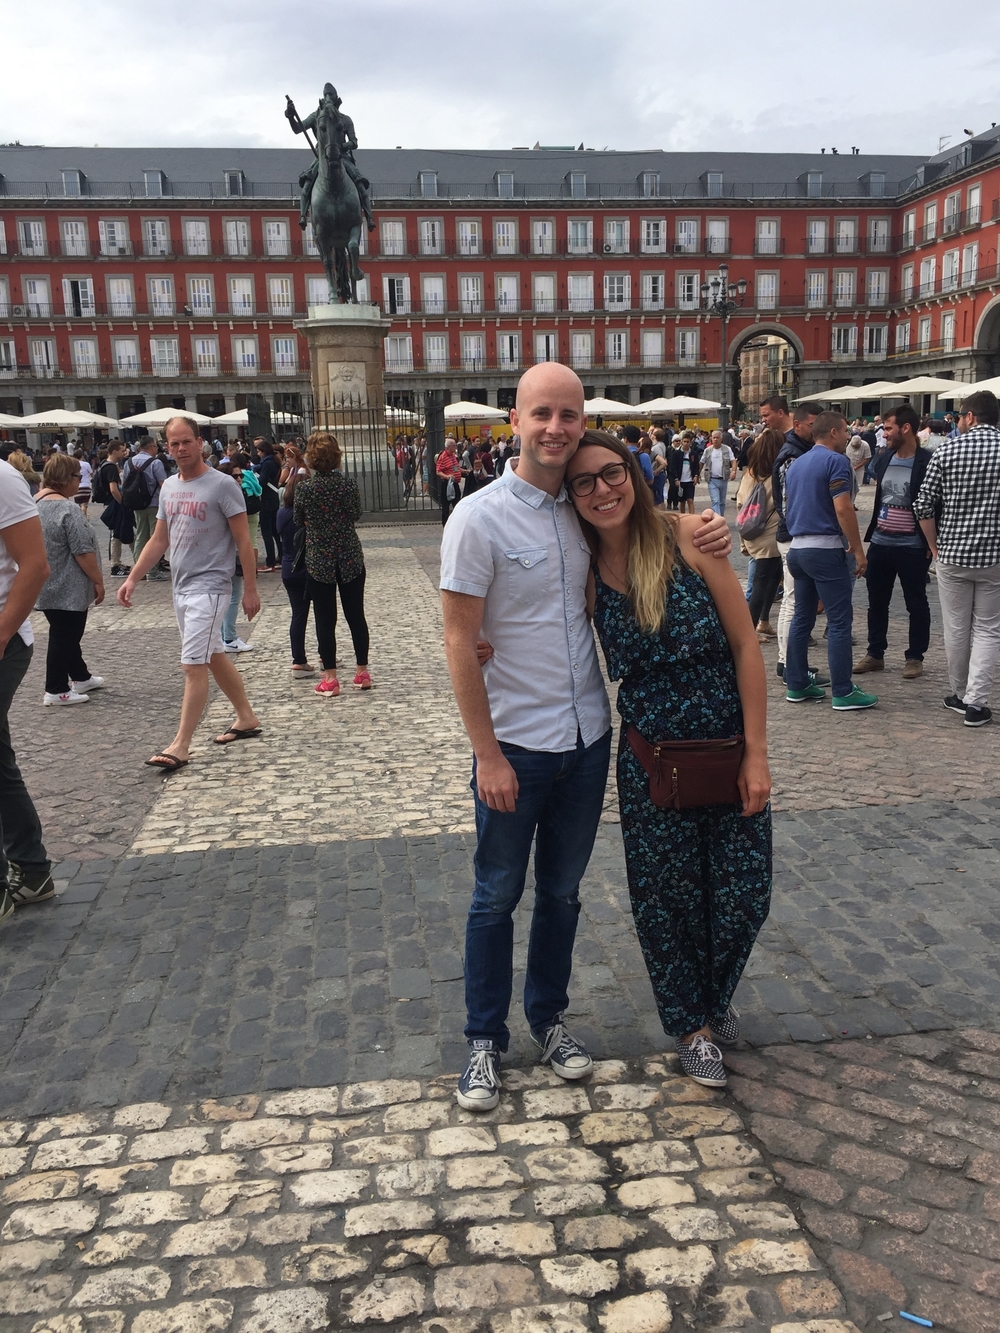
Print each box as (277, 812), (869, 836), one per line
(8, 864), (56, 906)
(0, 887), (14, 927)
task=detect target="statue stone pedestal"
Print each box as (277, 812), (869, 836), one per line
(295, 302), (392, 417)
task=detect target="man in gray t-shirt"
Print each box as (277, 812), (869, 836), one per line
(117, 417), (262, 772)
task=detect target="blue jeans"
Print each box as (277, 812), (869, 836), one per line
(745, 557), (756, 604)
(708, 476), (728, 515)
(786, 546), (855, 697)
(464, 728), (612, 1049)
(222, 575), (243, 646)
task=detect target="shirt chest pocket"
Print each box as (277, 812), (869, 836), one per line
(504, 547), (549, 602)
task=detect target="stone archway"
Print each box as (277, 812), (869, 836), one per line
(728, 325), (803, 418)
(974, 295), (1000, 378)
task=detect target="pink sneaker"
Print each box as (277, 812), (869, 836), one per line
(353, 669), (373, 690)
(315, 677), (340, 697)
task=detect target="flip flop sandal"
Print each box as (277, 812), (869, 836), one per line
(145, 752), (189, 772)
(214, 727), (263, 745)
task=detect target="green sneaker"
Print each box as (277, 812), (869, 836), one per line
(832, 685), (878, 711)
(786, 683), (827, 702)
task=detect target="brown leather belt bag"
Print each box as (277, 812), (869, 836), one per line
(626, 726), (744, 810)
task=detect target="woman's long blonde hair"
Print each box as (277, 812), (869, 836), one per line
(573, 430), (678, 633)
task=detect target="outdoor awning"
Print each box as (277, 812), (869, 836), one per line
(17, 409), (119, 429)
(210, 409), (303, 426)
(0, 413), (29, 428)
(583, 398), (638, 417)
(890, 376), (963, 397)
(120, 408), (215, 426)
(818, 382), (904, 402)
(443, 401), (508, 421)
(655, 395), (722, 414)
(959, 376), (1000, 396)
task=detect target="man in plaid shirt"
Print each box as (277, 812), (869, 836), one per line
(913, 390), (1000, 727)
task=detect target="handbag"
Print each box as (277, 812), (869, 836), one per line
(626, 726), (744, 810)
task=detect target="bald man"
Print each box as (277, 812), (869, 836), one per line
(440, 363), (732, 1110)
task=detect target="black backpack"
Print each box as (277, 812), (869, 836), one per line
(91, 462), (114, 505)
(120, 456), (156, 511)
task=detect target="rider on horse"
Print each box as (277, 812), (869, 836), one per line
(291, 84), (374, 233)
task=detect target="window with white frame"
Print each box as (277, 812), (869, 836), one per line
(901, 263), (914, 300)
(642, 218), (666, 253)
(268, 276), (294, 316)
(833, 270), (856, 307)
(264, 220), (290, 256)
(19, 220), (46, 256)
(151, 336), (180, 375)
(705, 171), (723, 198)
(0, 337), (14, 376)
(642, 171), (660, 198)
(864, 324), (887, 361)
(72, 338), (99, 377)
(962, 242), (978, 286)
(494, 273), (519, 313)
(225, 170), (244, 198)
(24, 278), (51, 316)
(424, 333), (448, 370)
(419, 171), (437, 199)
(606, 330), (628, 366)
(941, 249), (959, 292)
(675, 219), (698, 253)
(0, 222), (6, 255)
(307, 275), (330, 306)
(641, 272), (664, 310)
(496, 171), (514, 199)
(568, 218), (593, 254)
(918, 256), (936, 298)
(107, 277), (133, 317)
(184, 219), (209, 256)
(832, 325), (857, 360)
(61, 168), (82, 197)
(676, 273), (699, 310)
(99, 219), (130, 255)
(533, 274), (556, 313)
(807, 218), (828, 254)
(569, 171), (586, 199)
(61, 220), (88, 256)
(113, 338), (139, 374)
(460, 274), (483, 314)
(570, 332), (593, 370)
(677, 328), (699, 364)
(462, 332), (485, 370)
(228, 276), (254, 315)
(493, 219), (517, 254)
(902, 210), (916, 246)
(193, 336), (218, 375)
(567, 273), (593, 312)
(224, 219), (249, 256)
(144, 219), (169, 255)
(382, 275), (411, 315)
(457, 220), (481, 255)
(894, 322), (911, 354)
(806, 271), (827, 308)
(497, 332), (520, 371)
(641, 329), (663, 367)
(273, 336), (297, 373)
(419, 219), (442, 255)
(187, 276), (213, 315)
(834, 218), (858, 254)
(866, 270), (888, 306)
(917, 315), (931, 350)
(148, 276), (175, 316)
(755, 218), (778, 254)
(869, 172), (886, 197)
(756, 272), (778, 310)
(941, 311), (955, 352)
(379, 220), (405, 256)
(923, 201), (937, 241)
(806, 171), (823, 198)
(233, 337), (258, 376)
(0, 279), (8, 318)
(144, 170), (164, 198)
(422, 275), (446, 314)
(706, 218), (729, 255)
(967, 183), (982, 225)
(384, 334), (413, 372)
(943, 192), (960, 234)
(30, 338), (57, 376)
(605, 219), (629, 253)
(534, 331), (558, 363)
(868, 218), (890, 253)
(532, 219), (555, 255)
(62, 278), (95, 317)
(604, 273), (630, 310)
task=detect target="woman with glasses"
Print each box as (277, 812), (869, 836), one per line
(565, 430), (771, 1088)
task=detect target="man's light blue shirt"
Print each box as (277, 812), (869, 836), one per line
(439, 466), (611, 752)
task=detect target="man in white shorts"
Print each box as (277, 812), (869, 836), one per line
(117, 416), (261, 771)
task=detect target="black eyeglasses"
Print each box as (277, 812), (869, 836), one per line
(567, 462), (629, 498)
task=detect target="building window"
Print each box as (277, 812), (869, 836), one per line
(151, 337), (180, 375)
(641, 329), (663, 367)
(917, 315), (932, 350)
(72, 338), (99, 377)
(462, 332), (485, 370)
(493, 219), (517, 254)
(61, 168), (83, 197)
(225, 170), (245, 197)
(264, 220), (290, 256)
(193, 337), (219, 376)
(532, 219), (555, 255)
(900, 263), (914, 300)
(424, 333), (449, 370)
(962, 242), (979, 286)
(187, 276), (214, 315)
(143, 170), (164, 198)
(99, 219), (130, 255)
(806, 271), (827, 309)
(569, 171), (586, 199)
(605, 219), (629, 253)
(460, 274), (483, 314)
(17, 220), (45, 256)
(941, 249), (959, 293)
(107, 277), (134, 317)
(606, 330), (628, 367)
(895, 323), (910, 354)
(868, 172), (885, 197)
(144, 219), (169, 256)
(384, 334), (413, 373)
(805, 218), (827, 255)
(756, 273), (778, 310)
(233, 337), (258, 376)
(268, 276), (294, 316)
(183, 219), (209, 256)
(864, 325), (887, 361)
(61, 220), (89, 257)
(228, 276), (255, 315)
(567, 273), (593, 312)
(458, 220), (481, 255)
(923, 202), (937, 242)
(943, 192), (961, 234)
(497, 332), (519, 370)
(496, 171), (514, 199)
(303, 222), (320, 257)
(0, 337), (14, 375)
(832, 325), (857, 360)
(705, 172), (723, 198)
(941, 311), (955, 352)
(149, 277), (175, 316)
(868, 218), (890, 253)
(534, 332), (558, 363)
(113, 338), (139, 374)
(307, 276), (331, 306)
(706, 218), (729, 255)
(604, 274), (630, 310)
(382, 275), (411, 315)
(642, 171), (660, 198)
(833, 270), (856, 307)
(24, 278), (51, 317)
(806, 171), (823, 198)
(967, 183), (982, 226)
(30, 338), (57, 377)
(273, 336), (297, 374)
(901, 211), (916, 247)
(640, 272), (664, 311)
(0, 281), (8, 319)
(834, 218), (858, 254)
(419, 219), (442, 255)
(755, 219), (779, 255)
(495, 273), (519, 313)
(918, 256), (936, 298)
(422, 275), (446, 314)
(62, 278), (95, 317)
(570, 332), (593, 371)
(419, 171), (437, 198)
(567, 218), (592, 254)
(677, 329), (699, 365)
(641, 218), (665, 253)
(224, 219), (250, 256)
(676, 273), (699, 310)
(380, 219), (405, 256)
(533, 274), (556, 313)
(0, 222), (6, 255)
(676, 219), (698, 253)
(866, 270), (888, 306)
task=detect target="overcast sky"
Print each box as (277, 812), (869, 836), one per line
(6, 0), (1000, 158)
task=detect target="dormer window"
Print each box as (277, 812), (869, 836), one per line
(496, 171), (514, 199)
(61, 168), (83, 197)
(143, 169), (164, 198)
(705, 171), (723, 198)
(806, 171), (823, 198)
(868, 171), (885, 197)
(641, 171), (660, 198)
(419, 171), (438, 198)
(225, 170), (245, 197)
(569, 171), (587, 199)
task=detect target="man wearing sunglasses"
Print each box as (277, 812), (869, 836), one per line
(439, 362), (731, 1111)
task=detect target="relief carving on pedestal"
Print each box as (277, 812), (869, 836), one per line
(327, 361), (368, 406)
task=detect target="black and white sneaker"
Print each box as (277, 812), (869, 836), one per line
(676, 1034), (728, 1088)
(456, 1040), (502, 1111)
(943, 694), (967, 714)
(708, 1005), (740, 1046)
(8, 864), (56, 906)
(964, 706), (992, 728)
(532, 1016), (593, 1080)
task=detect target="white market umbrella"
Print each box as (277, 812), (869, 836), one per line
(657, 395), (722, 414)
(120, 407), (215, 427)
(891, 376), (963, 397)
(583, 397), (638, 418)
(634, 397), (680, 415)
(385, 405), (421, 425)
(210, 408), (302, 428)
(443, 401), (508, 422)
(0, 412), (27, 427)
(819, 382), (903, 403)
(17, 409), (99, 429)
(960, 376), (1000, 396)
(74, 412), (122, 428)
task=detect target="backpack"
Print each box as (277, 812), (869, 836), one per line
(240, 468), (262, 515)
(736, 480), (770, 540)
(91, 461), (114, 505)
(120, 455), (157, 511)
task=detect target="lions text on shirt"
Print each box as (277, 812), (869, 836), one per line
(157, 468), (246, 596)
(0, 460), (40, 645)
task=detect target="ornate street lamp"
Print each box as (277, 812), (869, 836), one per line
(700, 262), (747, 430)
